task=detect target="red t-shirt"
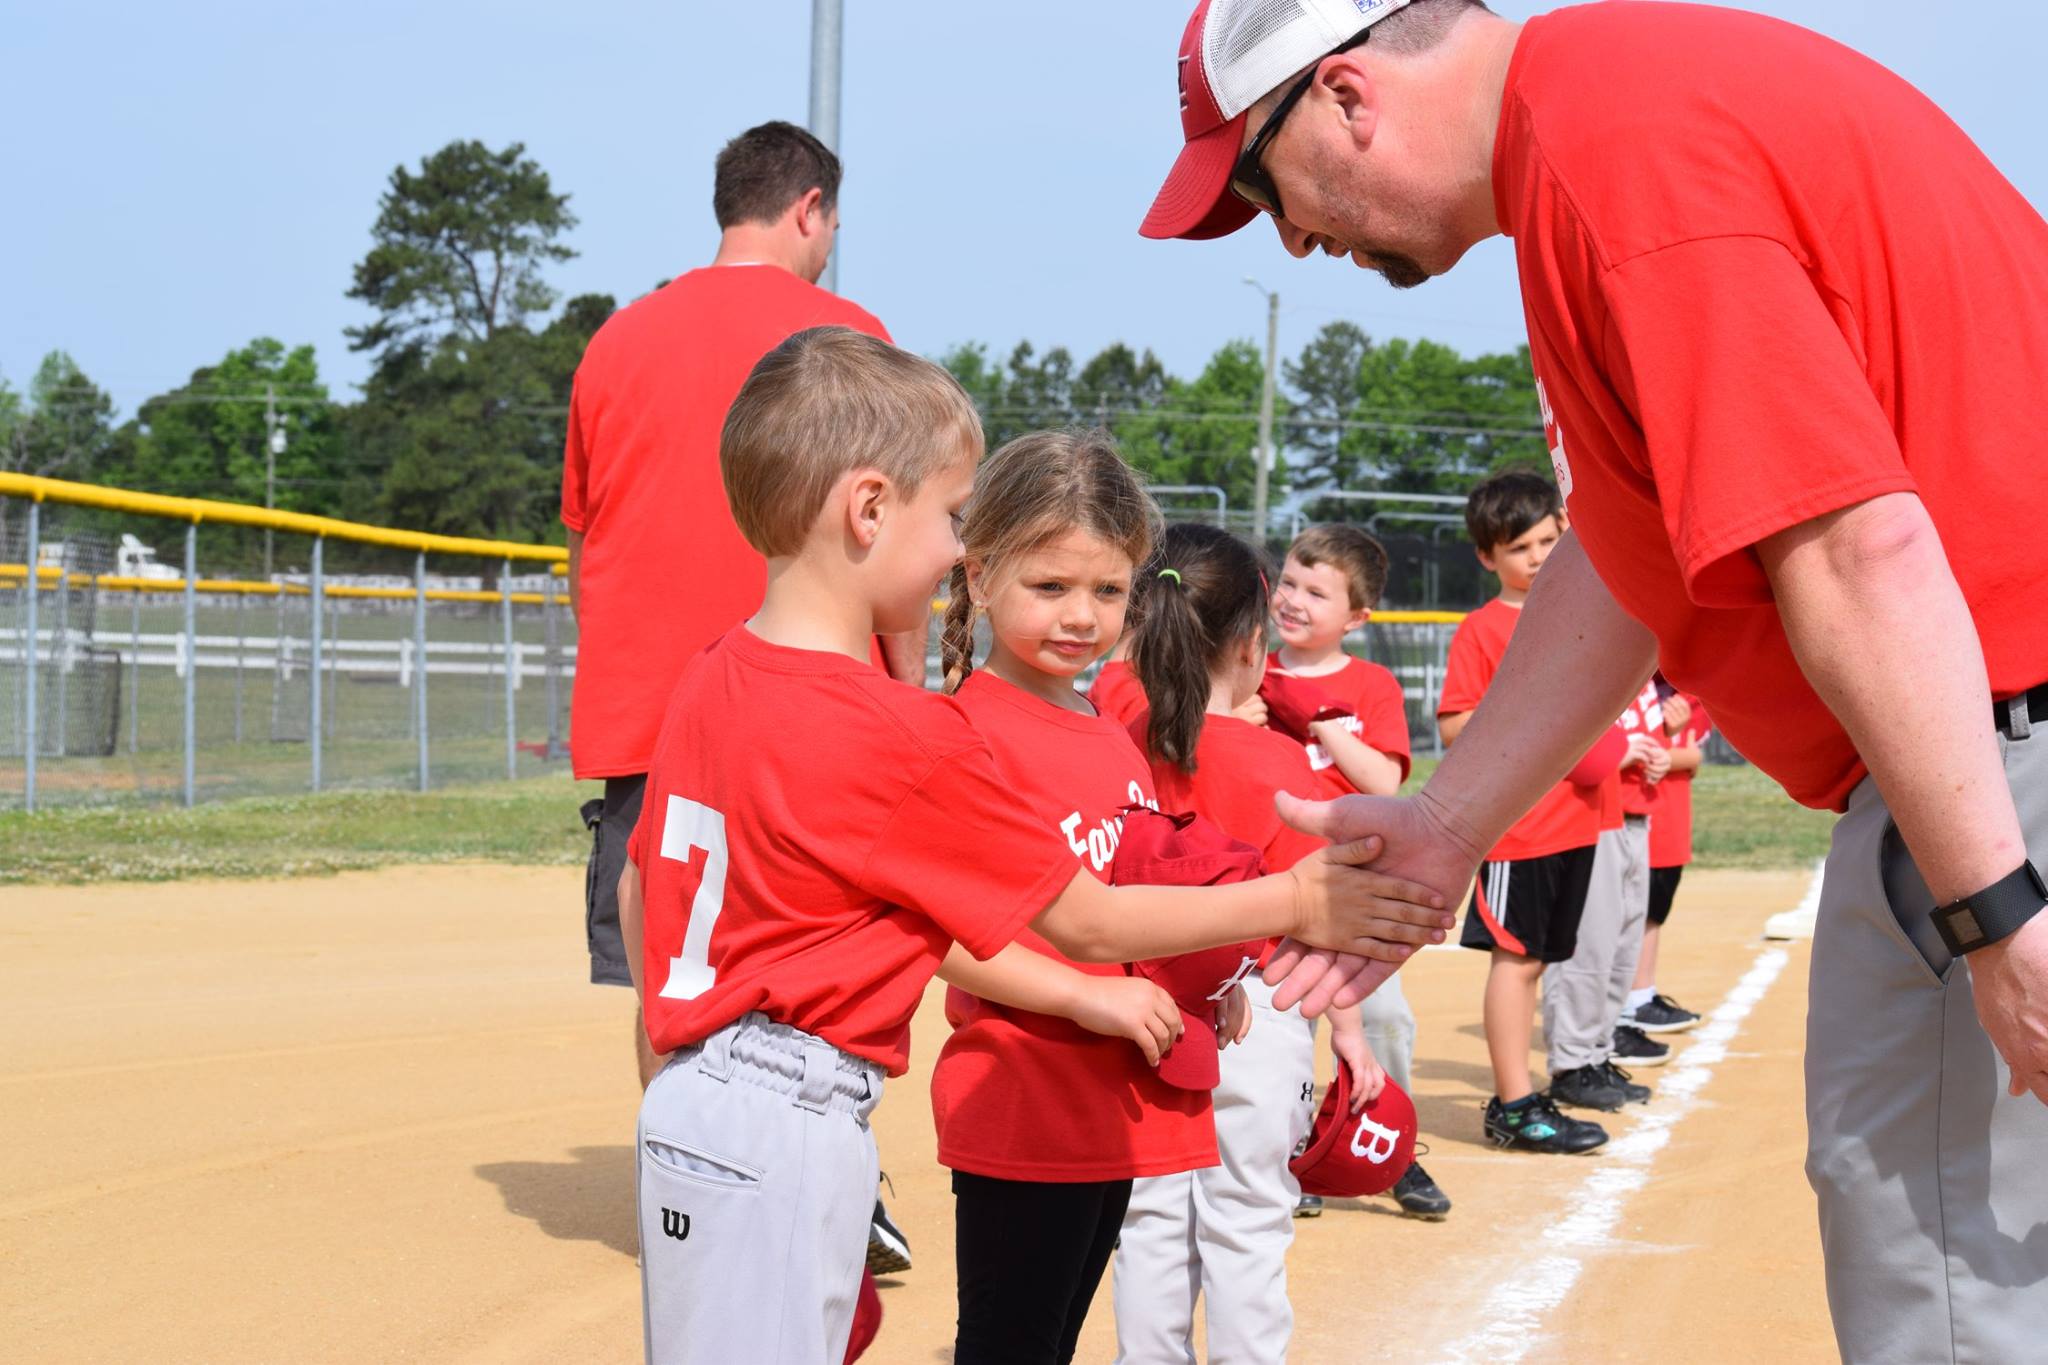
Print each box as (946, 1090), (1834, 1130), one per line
(1651, 695), (1713, 868)
(1440, 598), (1603, 861)
(561, 266), (890, 779)
(1496, 3), (2048, 812)
(931, 672), (1216, 1182)
(1134, 712), (1327, 877)
(1087, 659), (1148, 728)
(1617, 681), (1665, 818)
(626, 629), (1074, 1075)
(1265, 653), (1414, 791)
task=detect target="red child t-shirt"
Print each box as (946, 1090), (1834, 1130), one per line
(1495, 3), (2048, 811)
(1439, 598), (1603, 862)
(626, 629), (1076, 1074)
(1651, 696), (1713, 869)
(561, 266), (890, 779)
(931, 671), (1217, 1182)
(1265, 653), (1414, 791)
(1135, 712), (1328, 878)
(1087, 658), (1148, 728)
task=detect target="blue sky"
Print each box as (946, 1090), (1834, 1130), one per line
(4, 1), (2041, 418)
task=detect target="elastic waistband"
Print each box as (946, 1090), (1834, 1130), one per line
(1996, 683), (2047, 741)
(683, 1013), (882, 1119)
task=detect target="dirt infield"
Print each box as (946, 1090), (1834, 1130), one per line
(2, 864), (1828, 1362)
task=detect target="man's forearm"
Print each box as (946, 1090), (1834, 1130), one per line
(1421, 532), (1658, 856)
(1761, 493), (2024, 900)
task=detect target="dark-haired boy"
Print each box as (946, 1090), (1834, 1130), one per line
(1440, 472), (1638, 1154)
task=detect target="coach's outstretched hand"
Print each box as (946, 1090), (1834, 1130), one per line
(1973, 913), (2048, 1106)
(1267, 791), (1484, 1017)
(1282, 830), (1455, 990)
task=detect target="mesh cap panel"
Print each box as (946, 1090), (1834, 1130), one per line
(1203, 0), (1413, 119)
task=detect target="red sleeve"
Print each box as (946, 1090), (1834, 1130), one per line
(855, 747), (1078, 961)
(1566, 725), (1629, 787)
(560, 372), (592, 533)
(1602, 237), (1917, 608)
(1438, 615), (1495, 717)
(1354, 666), (1412, 781)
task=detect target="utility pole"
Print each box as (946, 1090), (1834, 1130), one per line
(262, 384), (280, 580)
(809, 0), (843, 294)
(1246, 279), (1280, 545)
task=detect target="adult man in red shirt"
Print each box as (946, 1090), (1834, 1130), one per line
(1141, 1), (2048, 1357)
(562, 122), (908, 1086)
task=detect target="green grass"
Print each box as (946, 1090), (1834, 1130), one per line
(1400, 755), (1833, 870)
(4, 751), (1835, 888)
(0, 776), (599, 884)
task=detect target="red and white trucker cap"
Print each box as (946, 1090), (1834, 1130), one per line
(1141, 0), (1414, 240)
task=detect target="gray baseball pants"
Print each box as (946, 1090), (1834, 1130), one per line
(637, 1012), (884, 1365)
(1112, 977), (1318, 1365)
(1806, 711), (2048, 1363)
(1543, 817), (1649, 1072)
(1358, 970), (1416, 1093)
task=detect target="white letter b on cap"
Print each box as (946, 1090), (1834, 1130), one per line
(1350, 1113), (1399, 1164)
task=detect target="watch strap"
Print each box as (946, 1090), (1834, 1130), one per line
(1930, 860), (2048, 956)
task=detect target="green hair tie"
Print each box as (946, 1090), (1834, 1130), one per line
(1157, 568), (1182, 584)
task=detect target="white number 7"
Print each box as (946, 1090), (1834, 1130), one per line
(655, 794), (728, 1001)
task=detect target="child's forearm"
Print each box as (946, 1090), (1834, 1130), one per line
(938, 941), (1089, 1017)
(1312, 721), (1405, 796)
(1032, 870), (1293, 964)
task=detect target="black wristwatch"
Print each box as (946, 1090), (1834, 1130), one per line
(1930, 861), (2048, 957)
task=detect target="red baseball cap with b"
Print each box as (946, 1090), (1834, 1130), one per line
(1112, 805), (1272, 1090)
(1289, 1064), (1418, 1196)
(1141, 0), (1415, 241)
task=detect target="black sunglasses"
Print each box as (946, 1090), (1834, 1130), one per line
(1229, 30), (1375, 222)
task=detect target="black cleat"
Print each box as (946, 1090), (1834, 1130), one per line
(1631, 992), (1702, 1034)
(1389, 1161), (1451, 1220)
(1484, 1094), (1607, 1154)
(1600, 1060), (1652, 1105)
(867, 1197), (912, 1275)
(1294, 1194), (1325, 1218)
(1612, 1024), (1671, 1067)
(1548, 1064), (1630, 1112)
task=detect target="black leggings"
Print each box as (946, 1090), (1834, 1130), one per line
(951, 1170), (1132, 1365)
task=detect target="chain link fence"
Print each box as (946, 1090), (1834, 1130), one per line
(2, 496), (573, 811)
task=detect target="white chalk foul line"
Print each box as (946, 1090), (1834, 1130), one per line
(1434, 860), (1823, 1365)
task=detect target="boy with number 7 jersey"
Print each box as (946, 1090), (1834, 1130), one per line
(615, 328), (1453, 1365)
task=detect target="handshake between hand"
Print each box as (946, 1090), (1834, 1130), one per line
(1266, 791), (1483, 1017)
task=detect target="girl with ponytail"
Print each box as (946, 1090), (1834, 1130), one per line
(928, 429), (1233, 1365)
(1113, 523), (1388, 1365)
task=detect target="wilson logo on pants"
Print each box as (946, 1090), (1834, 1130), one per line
(1350, 1114), (1401, 1164)
(661, 1208), (691, 1241)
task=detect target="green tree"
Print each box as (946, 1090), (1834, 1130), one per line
(346, 140), (578, 366)
(112, 339), (333, 507)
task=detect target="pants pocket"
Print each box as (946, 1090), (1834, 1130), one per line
(643, 1133), (765, 1191)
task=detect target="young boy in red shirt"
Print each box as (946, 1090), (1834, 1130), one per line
(1440, 472), (1630, 1155)
(1265, 524), (1446, 1218)
(614, 326), (1453, 1365)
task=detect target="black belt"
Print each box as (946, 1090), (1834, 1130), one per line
(1995, 683), (2048, 740)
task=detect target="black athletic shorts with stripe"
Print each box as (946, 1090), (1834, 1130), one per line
(1459, 843), (1598, 963)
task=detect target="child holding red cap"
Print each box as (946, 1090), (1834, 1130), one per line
(1112, 522), (1388, 1365)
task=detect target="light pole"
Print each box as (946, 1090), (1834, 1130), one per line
(809, 0), (844, 294)
(1244, 278), (1280, 545)
(263, 385), (285, 580)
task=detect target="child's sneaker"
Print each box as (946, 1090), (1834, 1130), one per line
(1612, 1024), (1671, 1066)
(1484, 1094), (1608, 1154)
(1630, 992), (1702, 1033)
(1547, 1064), (1630, 1112)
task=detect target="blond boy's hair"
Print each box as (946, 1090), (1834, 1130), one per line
(720, 326), (984, 557)
(1287, 523), (1391, 612)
